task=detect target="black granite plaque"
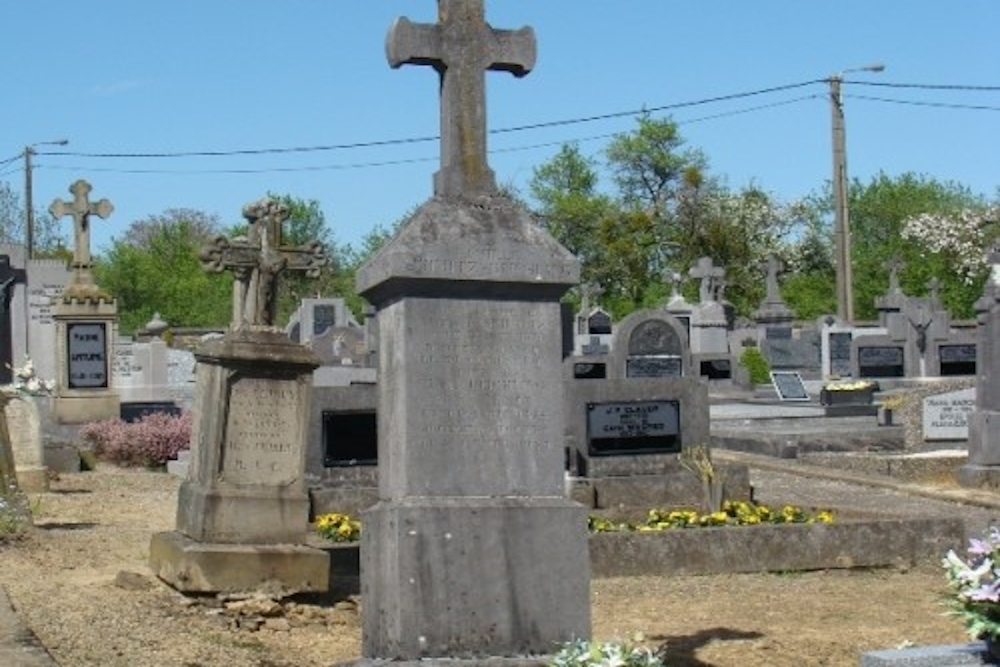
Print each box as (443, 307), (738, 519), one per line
(313, 304), (337, 335)
(587, 310), (612, 335)
(626, 356), (682, 378)
(67, 322), (109, 389)
(700, 358), (732, 380)
(628, 319), (682, 356)
(323, 410), (377, 466)
(573, 362), (607, 380)
(766, 326), (793, 340)
(940, 344), (976, 376)
(828, 332), (852, 377)
(770, 371), (810, 401)
(857, 346), (904, 378)
(586, 400), (680, 456)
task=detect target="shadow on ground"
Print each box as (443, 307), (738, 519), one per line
(651, 627), (764, 666)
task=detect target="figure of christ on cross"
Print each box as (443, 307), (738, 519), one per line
(49, 180), (113, 274)
(199, 198), (326, 330)
(386, 0), (536, 199)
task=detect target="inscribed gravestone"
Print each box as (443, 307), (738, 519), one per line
(625, 318), (683, 378)
(354, 2), (590, 661)
(5, 398), (47, 492)
(771, 371), (810, 401)
(923, 387), (976, 441)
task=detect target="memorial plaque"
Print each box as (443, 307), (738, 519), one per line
(587, 310), (612, 335)
(313, 304), (337, 335)
(828, 332), (852, 377)
(573, 362), (606, 380)
(586, 400), (680, 456)
(940, 344), (976, 376)
(923, 387), (976, 440)
(627, 320), (682, 356)
(67, 322), (108, 388)
(858, 346), (904, 378)
(765, 326), (792, 340)
(700, 358), (732, 380)
(322, 410), (378, 466)
(625, 356), (682, 379)
(770, 371), (810, 401)
(222, 378), (301, 485)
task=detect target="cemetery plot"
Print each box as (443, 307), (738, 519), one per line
(587, 400), (681, 455)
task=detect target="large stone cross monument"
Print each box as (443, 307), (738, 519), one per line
(355, 2), (589, 663)
(150, 196), (329, 595)
(48, 179), (119, 424)
(387, 0), (535, 198)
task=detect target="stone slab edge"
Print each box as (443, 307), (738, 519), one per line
(335, 658), (550, 667)
(860, 642), (989, 666)
(0, 586), (59, 666)
(149, 531), (329, 595)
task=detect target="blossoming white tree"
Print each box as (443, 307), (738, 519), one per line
(901, 205), (1000, 285)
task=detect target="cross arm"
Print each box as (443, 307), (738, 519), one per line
(386, 17), (441, 69)
(488, 26), (536, 76)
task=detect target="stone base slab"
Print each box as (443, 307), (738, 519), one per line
(861, 642), (989, 666)
(175, 482), (310, 544)
(336, 659), (551, 667)
(149, 531), (329, 595)
(51, 393), (120, 425)
(361, 497), (590, 660)
(16, 467), (48, 493)
(958, 464), (1000, 489)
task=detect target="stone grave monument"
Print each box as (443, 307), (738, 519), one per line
(48, 180), (120, 424)
(688, 256), (733, 379)
(149, 197), (330, 594)
(961, 249), (1000, 488)
(572, 282), (613, 357)
(352, 1), (590, 661)
(754, 254), (794, 339)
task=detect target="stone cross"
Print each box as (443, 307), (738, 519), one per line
(662, 268), (684, 301)
(926, 276), (942, 307)
(199, 198), (326, 328)
(761, 255), (784, 302)
(885, 257), (905, 294)
(579, 282), (603, 314)
(49, 180), (113, 269)
(386, 0), (536, 198)
(689, 256), (725, 303)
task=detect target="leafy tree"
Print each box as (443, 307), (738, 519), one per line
(846, 172), (987, 319)
(0, 181), (69, 256)
(95, 209), (232, 333)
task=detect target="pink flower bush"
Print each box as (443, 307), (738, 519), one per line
(80, 411), (192, 468)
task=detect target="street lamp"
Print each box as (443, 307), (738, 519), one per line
(24, 139), (69, 259)
(830, 63), (884, 323)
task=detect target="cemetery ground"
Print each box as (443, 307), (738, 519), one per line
(0, 463), (994, 667)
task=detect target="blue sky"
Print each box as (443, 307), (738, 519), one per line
(2, 2), (998, 256)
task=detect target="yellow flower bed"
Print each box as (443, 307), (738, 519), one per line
(588, 501), (834, 533)
(314, 512), (362, 543)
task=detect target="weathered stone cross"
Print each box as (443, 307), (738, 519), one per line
(199, 198), (326, 329)
(885, 256), (905, 294)
(579, 282), (603, 314)
(662, 269), (684, 301)
(49, 179), (113, 270)
(689, 256), (725, 303)
(926, 276), (942, 306)
(386, 0), (536, 198)
(761, 254), (784, 302)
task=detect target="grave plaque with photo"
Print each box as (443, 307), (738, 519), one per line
(829, 332), (852, 377)
(939, 344), (976, 376)
(586, 400), (680, 455)
(858, 346), (904, 378)
(322, 410), (378, 466)
(67, 322), (109, 388)
(625, 356), (682, 378)
(313, 304), (337, 336)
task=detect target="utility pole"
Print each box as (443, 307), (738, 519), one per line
(23, 139), (69, 259)
(829, 64), (884, 324)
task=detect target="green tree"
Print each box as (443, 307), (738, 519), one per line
(95, 209), (232, 333)
(846, 172), (987, 319)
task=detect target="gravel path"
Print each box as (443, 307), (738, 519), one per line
(0, 459), (993, 666)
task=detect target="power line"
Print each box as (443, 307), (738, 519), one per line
(853, 81), (1000, 92)
(846, 94), (1000, 112)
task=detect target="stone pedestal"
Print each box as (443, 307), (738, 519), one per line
(150, 329), (329, 594)
(52, 294), (120, 424)
(356, 195), (590, 661)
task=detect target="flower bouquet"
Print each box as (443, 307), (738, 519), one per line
(943, 527), (1000, 653)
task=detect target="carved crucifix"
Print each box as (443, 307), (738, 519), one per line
(386, 0), (536, 198)
(199, 198), (326, 329)
(689, 257), (725, 304)
(49, 179), (113, 270)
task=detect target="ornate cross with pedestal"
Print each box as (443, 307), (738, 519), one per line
(199, 198), (326, 329)
(761, 255), (784, 303)
(386, 0), (536, 198)
(49, 180), (113, 275)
